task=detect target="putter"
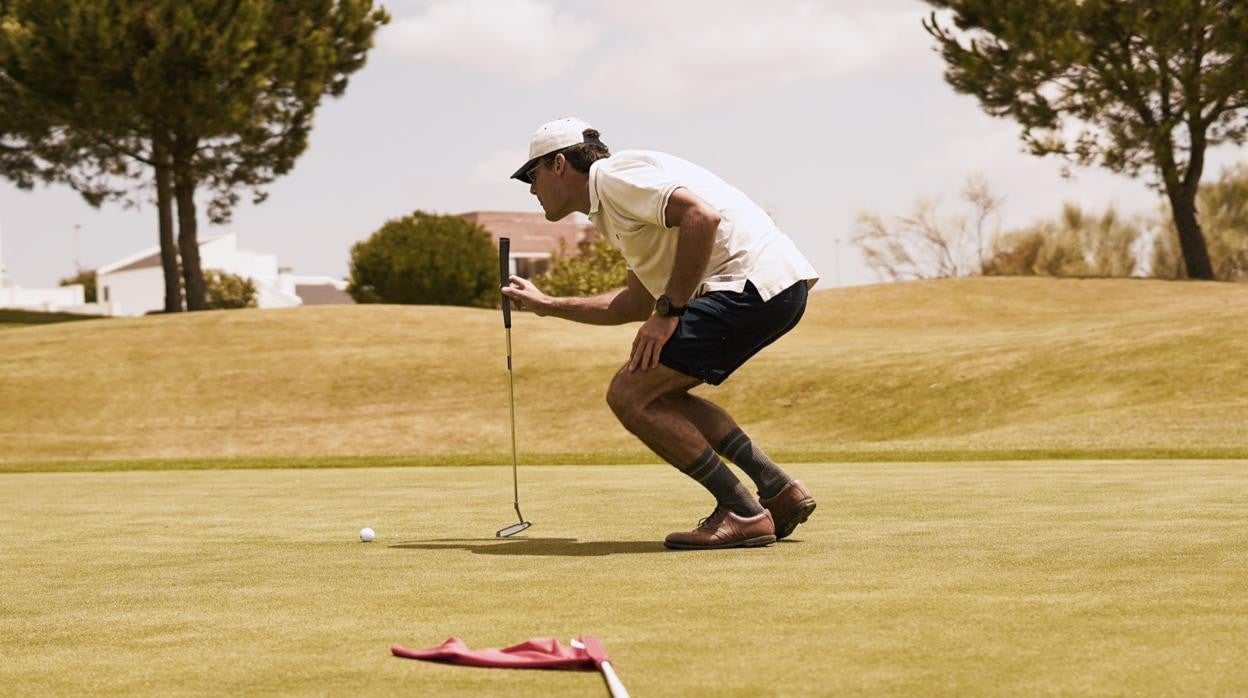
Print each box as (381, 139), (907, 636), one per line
(496, 237), (532, 538)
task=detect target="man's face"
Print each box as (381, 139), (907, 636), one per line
(529, 154), (571, 221)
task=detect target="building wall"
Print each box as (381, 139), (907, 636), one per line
(98, 267), (166, 316)
(0, 284), (85, 311)
(95, 235), (305, 315)
(201, 238), (301, 309)
(202, 237), (278, 282)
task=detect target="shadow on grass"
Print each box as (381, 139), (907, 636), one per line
(389, 537), (667, 557)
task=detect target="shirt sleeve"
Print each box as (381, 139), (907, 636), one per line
(597, 159), (684, 229)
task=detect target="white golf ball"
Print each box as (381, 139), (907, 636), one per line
(359, 527), (375, 542)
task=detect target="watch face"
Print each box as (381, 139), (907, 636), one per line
(656, 296), (670, 315)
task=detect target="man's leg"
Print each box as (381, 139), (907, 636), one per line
(605, 365), (762, 518)
(658, 390), (814, 540)
(659, 392), (793, 498)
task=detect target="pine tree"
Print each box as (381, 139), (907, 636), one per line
(925, 1), (1248, 280)
(0, 1), (390, 310)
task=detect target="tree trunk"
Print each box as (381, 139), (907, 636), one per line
(174, 146), (206, 311)
(153, 136), (182, 312)
(1166, 188), (1215, 280)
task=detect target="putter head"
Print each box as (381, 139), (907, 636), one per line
(496, 520), (531, 538)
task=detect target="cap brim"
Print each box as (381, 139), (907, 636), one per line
(511, 156), (541, 184)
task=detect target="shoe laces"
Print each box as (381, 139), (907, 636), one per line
(697, 506), (728, 530)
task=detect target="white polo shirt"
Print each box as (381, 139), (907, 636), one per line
(586, 150), (818, 302)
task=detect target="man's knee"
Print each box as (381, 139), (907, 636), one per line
(606, 374), (635, 424)
(608, 372), (657, 431)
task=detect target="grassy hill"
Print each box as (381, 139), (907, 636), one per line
(0, 308), (102, 329)
(2, 277), (1246, 466)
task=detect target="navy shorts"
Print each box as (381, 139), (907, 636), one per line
(659, 280), (809, 386)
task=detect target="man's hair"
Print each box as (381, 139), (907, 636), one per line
(559, 128), (610, 173)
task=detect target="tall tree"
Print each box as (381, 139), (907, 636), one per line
(1, 1), (183, 311)
(924, 1), (1248, 280)
(136, 1), (390, 309)
(0, 1), (389, 311)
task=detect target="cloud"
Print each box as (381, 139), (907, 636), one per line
(582, 2), (923, 102)
(378, 0), (599, 82)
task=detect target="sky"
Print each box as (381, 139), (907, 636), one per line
(2, 0), (1245, 290)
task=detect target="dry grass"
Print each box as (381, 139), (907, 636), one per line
(2, 277), (1247, 465)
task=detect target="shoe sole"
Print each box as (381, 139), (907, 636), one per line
(774, 500), (816, 541)
(663, 534), (777, 550)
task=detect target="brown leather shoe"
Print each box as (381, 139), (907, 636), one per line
(664, 507), (776, 550)
(759, 480), (816, 540)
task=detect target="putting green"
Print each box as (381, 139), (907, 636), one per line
(2, 461), (1245, 696)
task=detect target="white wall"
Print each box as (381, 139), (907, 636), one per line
(0, 284), (85, 311)
(93, 234), (316, 315)
(97, 267), (165, 316)
(202, 236), (275, 281)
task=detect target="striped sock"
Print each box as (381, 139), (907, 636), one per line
(717, 429), (791, 499)
(682, 448), (764, 517)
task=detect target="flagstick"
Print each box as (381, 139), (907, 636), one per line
(571, 638), (630, 698)
(600, 660), (629, 698)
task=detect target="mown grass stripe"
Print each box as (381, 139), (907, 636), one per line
(5, 447), (1248, 474)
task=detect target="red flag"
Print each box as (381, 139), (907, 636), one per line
(390, 636), (594, 670)
(391, 635), (629, 697)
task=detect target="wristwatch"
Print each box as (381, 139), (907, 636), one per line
(655, 295), (687, 317)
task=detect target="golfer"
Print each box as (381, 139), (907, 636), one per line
(503, 117), (819, 550)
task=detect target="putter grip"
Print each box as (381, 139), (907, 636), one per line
(499, 237), (511, 328)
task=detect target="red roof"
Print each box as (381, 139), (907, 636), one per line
(458, 211), (598, 256)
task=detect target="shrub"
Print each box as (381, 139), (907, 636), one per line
(203, 270), (257, 309)
(58, 269), (97, 303)
(985, 204), (1143, 277)
(532, 233), (627, 296)
(348, 211), (496, 306)
(852, 174), (1001, 280)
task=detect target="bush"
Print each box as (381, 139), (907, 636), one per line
(984, 204), (1142, 277)
(203, 270), (257, 309)
(348, 211), (496, 306)
(852, 174), (1001, 280)
(58, 269), (97, 303)
(532, 233), (627, 296)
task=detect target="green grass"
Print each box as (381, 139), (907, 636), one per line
(2, 461), (1245, 696)
(5, 278), (1245, 694)
(3, 277), (1248, 467)
(5, 447), (1248, 475)
(0, 308), (102, 329)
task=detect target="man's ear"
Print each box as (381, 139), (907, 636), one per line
(553, 152), (566, 174)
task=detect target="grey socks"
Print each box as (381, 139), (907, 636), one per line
(717, 429), (791, 499)
(682, 448), (764, 517)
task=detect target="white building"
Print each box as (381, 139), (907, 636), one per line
(96, 233), (351, 316)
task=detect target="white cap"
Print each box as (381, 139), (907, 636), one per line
(510, 117), (604, 183)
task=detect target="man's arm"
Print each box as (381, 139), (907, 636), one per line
(660, 187), (721, 306)
(625, 187), (721, 371)
(502, 270), (652, 326)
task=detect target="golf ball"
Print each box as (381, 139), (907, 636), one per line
(359, 527), (375, 543)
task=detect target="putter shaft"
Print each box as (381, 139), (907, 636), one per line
(496, 237), (530, 538)
(506, 327), (522, 519)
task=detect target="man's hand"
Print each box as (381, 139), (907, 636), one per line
(501, 275), (552, 316)
(629, 314), (679, 372)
